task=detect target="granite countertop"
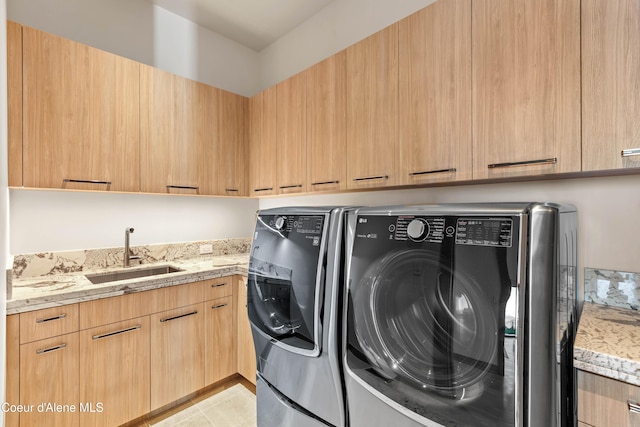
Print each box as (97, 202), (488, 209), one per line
(574, 302), (640, 386)
(7, 253), (250, 315)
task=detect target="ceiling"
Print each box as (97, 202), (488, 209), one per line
(149, 0), (335, 52)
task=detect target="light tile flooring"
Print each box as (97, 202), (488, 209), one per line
(135, 383), (257, 427)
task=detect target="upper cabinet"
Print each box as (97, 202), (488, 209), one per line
(397, 0), (472, 186)
(582, 0), (640, 171)
(346, 24), (399, 190)
(217, 90), (248, 196)
(22, 26), (141, 192)
(472, 0), (581, 179)
(7, 21), (22, 188)
(276, 72), (307, 194)
(140, 65), (218, 195)
(305, 52), (347, 193)
(248, 86), (278, 196)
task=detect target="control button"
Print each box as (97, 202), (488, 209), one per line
(388, 224), (396, 233)
(407, 218), (429, 241)
(274, 216), (287, 230)
(445, 226), (455, 236)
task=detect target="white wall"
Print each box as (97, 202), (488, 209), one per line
(7, 0), (260, 96)
(259, 174), (640, 275)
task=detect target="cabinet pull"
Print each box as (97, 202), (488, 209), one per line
(488, 158), (557, 169)
(353, 175), (389, 182)
(211, 303), (228, 309)
(409, 168), (457, 176)
(36, 343), (67, 355)
(63, 179), (112, 188)
(629, 400), (640, 414)
(225, 188), (239, 192)
(212, 283), (227, 288)
(36, 313), (67, 323)
(622, 148), (640, 157)
(92, 325), (142, 340)
(166, 185), (199, 193)
(159, 310), (199, 323)
(254, 187), (273, 192)
(279, 184), (303, 189)
(311, 180), (340, 186)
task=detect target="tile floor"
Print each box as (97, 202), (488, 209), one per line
(135, 383), (257, 427)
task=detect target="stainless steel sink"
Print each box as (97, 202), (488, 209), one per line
(85, 265), (183, 284)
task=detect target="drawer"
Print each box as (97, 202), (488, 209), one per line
(20, 304), (79, 344)
(578, 370), (640, 427)
(161, 281), (203, 312)
(79, 288), (163, 330)
(203, 277), (233, 301)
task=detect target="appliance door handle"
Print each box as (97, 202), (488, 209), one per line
(488, 158), (557, 169)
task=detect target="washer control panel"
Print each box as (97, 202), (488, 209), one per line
(455, 218), (513, 247)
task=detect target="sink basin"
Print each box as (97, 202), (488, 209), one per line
(85, 265), (183, 285)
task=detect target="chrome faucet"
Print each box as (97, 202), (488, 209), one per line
(124, 227), (141, 267)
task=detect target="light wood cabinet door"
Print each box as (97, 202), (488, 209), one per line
(150, 303), (205, 410)
(7, 21), (22, 188)
(217, 90), (248, 196)
(248, 87), (278, 196)
(582, 0), (640, 171)
(5, 315), (20, 427)
(20, 332), (79, 427)
(578, 370), (640, 427)
(346, 24), (398, 190)
(305, 52), (347, 193)
(236, 276), (256, 384)
(141, 66), (218, 195)
(276, 72), (307, 194)
(472, 0), (581, 179)
(22, 26), (140, 192)
(80, 317), (150, 427)
(205, 296), (236, 385)
(398, 0), (472, 185)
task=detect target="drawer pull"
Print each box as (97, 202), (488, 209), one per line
(279, 184), (303, 189)
(409, 168), (457, 176)
(212, 283), (227, 288)
(254, 187), (273, 192)
(36, 313), (67, 323)
(166, 184), (199, 193)
(36, 343), (67, 355)
(488, 158), (557, 169)
(92, 325), (142, 340)
(353, 175), (389, 182)
(63, 179), (112, 188)
(211, 303), (228, 310)
(160, 310), (199, 323)
(622, 148), (640, 157)
(311, 180), (340, 186)
(629, 400), (640, 414)
(225, 188), (239, 192)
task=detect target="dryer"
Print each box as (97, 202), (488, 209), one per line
(343, 203), (578, 427)
(248, 207), (350, 427)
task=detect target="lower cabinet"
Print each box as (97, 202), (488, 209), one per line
(80, 317), (150, 427)
(150, 303), (205, 410)
(578, 369), (640, 427)
(237, 275), (256, 385)
(205, 295), (236, 384)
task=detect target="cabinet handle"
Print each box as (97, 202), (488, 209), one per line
(311, 180), (340, 186)
(279, 184), (303, 189)
(409, 168), (457, 176)
(36, 313), (67, 323)
(353, 175), (389, 182)
(159, 310), (199, 323)
(63, 179), (112, 188)
(488, 158), (557, 169)
(166, 185), (199, 193)
(36, 343), (67, 355)
(212, 283), (227, 288)
(629, 400), (640, 415)
(92, 325), (142, 340)
(622, 148), (640, 157)
(225, 188), (239, 192)
(211, 303), (228, 309)
(254, 187), (273, 192)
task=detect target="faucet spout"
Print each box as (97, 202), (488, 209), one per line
(124, 227), (137, 267)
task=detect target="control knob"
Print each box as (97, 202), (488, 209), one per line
(407, 218), (429, 241)
(274, 216), (287, 230)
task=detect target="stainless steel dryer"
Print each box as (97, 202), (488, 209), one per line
(248, 207), (350, 427)
(343, 203), (578, 427)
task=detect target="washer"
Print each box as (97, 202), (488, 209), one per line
(343, 203), (578, 427)
(248, 207), (351, 427)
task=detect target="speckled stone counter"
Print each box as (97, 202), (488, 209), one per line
(574, 268), (640, 386)
(7, 238), (251, 315)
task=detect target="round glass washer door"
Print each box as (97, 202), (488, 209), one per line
(352, 249), (499, 397)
